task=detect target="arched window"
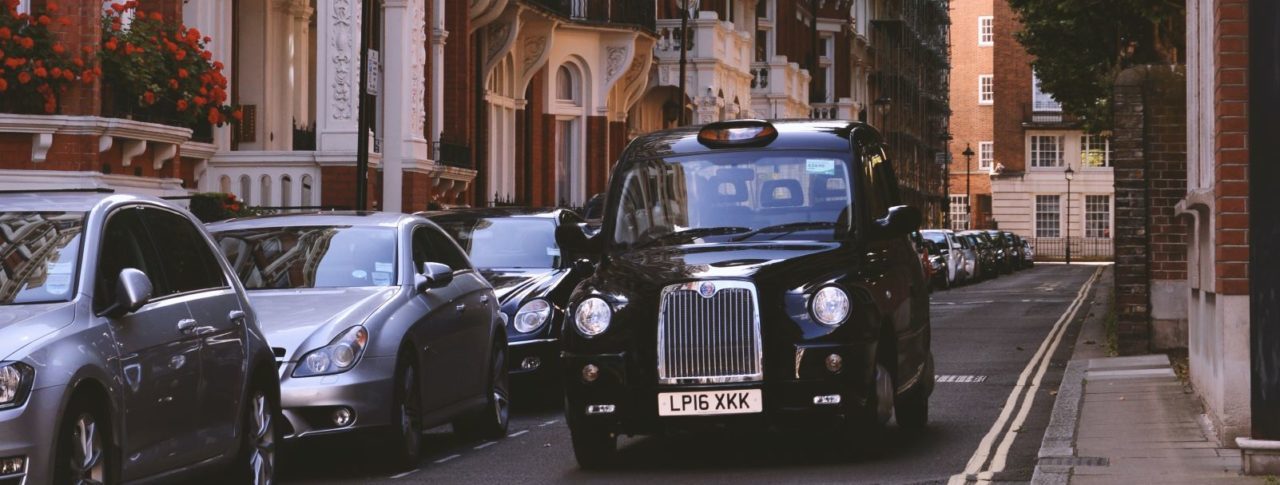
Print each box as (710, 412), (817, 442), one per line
(239, 175), (252, 203)
(556, 65), (578, 103)
(301, 175), (313, 207)
(281, 175), (293, 208)
(260, 175), (273, 206)
(219, 175), (232, 193)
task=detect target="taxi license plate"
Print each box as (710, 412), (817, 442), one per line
(657, 389), (763, 416)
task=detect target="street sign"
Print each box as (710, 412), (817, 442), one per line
(366, 49), (380, 96)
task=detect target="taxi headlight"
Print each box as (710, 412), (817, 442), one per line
(811, 286), (851, 326)
(574, 297), (612, 337)
(513, 299), (552, 333)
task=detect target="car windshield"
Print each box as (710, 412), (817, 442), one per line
(0, 211), (86, 305)
(212, 226), (397, 289)
(611, 151), (854, 248)
(921, 231), (948, 247)
(436, 218), (560, 269)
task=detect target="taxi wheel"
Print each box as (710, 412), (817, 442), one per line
(567, 407), (617, 469)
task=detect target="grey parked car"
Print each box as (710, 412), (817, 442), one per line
(208, 212), (508, 469)
(0, 190), (279, 484)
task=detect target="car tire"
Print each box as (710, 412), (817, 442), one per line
(453, 341), (511, 440)
(53, 398), (112, 485)
(385, 353), (424, 470)
(566, 404), (617, 469)
(895, 377), (930, 433)
(231, 384), (278, 485)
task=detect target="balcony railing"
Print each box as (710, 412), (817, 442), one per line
(433, 141), (472, 168)
(1022, 103), (1077, 125)
(529, 0), (654, 31)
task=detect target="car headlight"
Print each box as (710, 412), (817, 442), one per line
(574, 297), (612, 337)
(293, 326), (369, 378)
(0, 362), (34, 410)
(811, 286), (850, 326)
(513, 299), (552, 333)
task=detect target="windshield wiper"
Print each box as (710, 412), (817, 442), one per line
(730, 221), (837, 242)
(635, 226), (752, 249)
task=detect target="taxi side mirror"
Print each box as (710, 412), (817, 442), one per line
(877, 205), (922, 238)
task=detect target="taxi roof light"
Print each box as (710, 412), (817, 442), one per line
(697, 120), (779, 148)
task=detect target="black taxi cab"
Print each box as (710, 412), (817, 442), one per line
(555, 119), (933, 468)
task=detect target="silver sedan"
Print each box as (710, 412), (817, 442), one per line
(209, 212), (509, 469)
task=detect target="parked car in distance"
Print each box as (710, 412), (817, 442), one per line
(921, 229), (969, 286)
(556, 120), (933, 468)
(0, 190), (280, 484)
(1021, 238), (1036, 268)
(922, 240), (949, 289)
(976, 230), (1011, 274)
(959, 231), (1000, 279)
(423, 207), (592, 390)
(1000, 231), (1024, 271)
(954, 232), (981, 283)
(209, 212), (508, 469)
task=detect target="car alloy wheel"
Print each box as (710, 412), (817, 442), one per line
(247, 391), (276, 485)
(69, 412), (106, 484)
(490, 344), (511, 431)
(398, 363), (423, 461)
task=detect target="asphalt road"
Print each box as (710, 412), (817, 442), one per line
(278, 263), (1106, 485)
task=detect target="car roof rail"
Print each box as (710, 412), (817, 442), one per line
(0, 188), (115, 194)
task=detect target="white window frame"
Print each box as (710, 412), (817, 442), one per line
(1034, 194), (1062, 238)
(950, 195), (970, 230)
(978, 75), (993, 105)
(978, 16), (993, 46)
(1085, 194), (1112, 239)
(1081, 134), (1111, 168)
(1029, 135), (1065, 168)
(978, 141), (994, 170)
(819, 33), (835, 103)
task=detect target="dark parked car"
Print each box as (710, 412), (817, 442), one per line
(209, 212), (508, 469)
(555, 120), (933, 468)
(423, 207), (592, 387)
(922, 240), (949, 289)
(0, 191), (280, 484)
(1000, 231), (1024, 270)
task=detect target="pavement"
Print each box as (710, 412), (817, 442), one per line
(271, 264), (1108, 484)
(1032, 267), (1263, 485)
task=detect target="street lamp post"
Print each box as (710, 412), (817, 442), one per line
(1065, 166), (1075, 265)
(962, 144), (974, 230)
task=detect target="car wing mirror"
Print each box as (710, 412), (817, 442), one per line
(556, 221), (601, 256)
(415, 262), (454, 291)
(876, 205), (922, 238)
(105, 268), (153, 318)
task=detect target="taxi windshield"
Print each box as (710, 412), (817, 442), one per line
(610, 151), (854, 248)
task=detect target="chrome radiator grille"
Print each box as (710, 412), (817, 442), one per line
(657, 281), (763, 385)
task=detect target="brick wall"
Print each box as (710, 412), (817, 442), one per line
(991, 0), (1033, 173)
(1112, 65), (1189, 354)
(586, 116), (608, 198)
(320, 165), (375, 209)
(1214, 0), (1249, 296)
(401, 171), (435, 212)
(946, 0), (994, 229)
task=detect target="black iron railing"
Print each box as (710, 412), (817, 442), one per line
(1028, 237), (1113, 261)
(528, 0), (655, 31)
(433, 141), (472, 168)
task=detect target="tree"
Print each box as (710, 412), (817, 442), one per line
(1007, 0), (1183, 132)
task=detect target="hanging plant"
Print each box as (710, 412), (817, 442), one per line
(0, 0), (85, 114)
(99, 2), (241, 130)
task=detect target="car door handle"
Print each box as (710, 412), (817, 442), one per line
(229, 310), (247, 325)
(177, 318), (198, 334)
(455, 303), (467, 313)
(479, 295), (489, 304)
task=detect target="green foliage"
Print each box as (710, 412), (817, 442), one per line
(1006, 0), (1184, 132)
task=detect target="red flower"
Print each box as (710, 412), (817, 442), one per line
(58, 17), (71, 26)
(201, 50), (212, 60)
(52, 44), (65, 55)
(50, 67), (61, 78)
(19, 37), (33, 49)
(46, 2), (58, 13)
(38, 15), (51, 26)
(43, 101), (55, 114)
(0, 27), (10, 40)
(174, 49), (186, 60)
(150, 11), (162, 21)
(72, 57), (84, 67)
(167, 78), (178, 89)
(0, 79), (7, 92)
(17, 72), (31, 84)
(193, 96), (207, 106)
(203, 36), (211, 43)
(111, 21), (122, 32)
(80, 70), (94, 84)
(34, 67), (46, 78)
(110, 2), (126, 13)
(232, 109), (243, 121)
(207, 109), (222, 125)
(142, 91), (155, 105)
(0, 49), (4, 60)
(62, 69), (73, 81)
(4, 58), (23, 69)
(176, 99), (188, 111)
(177, 68), (189, 78)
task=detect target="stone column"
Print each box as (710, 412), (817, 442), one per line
(379, 0), (429, 212)
(431, 0), (448, 145)
(290, 1), (315, 132)
(315, 0), (362, 152)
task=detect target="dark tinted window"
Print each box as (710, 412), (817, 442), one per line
(96, 207), (167, 310)
(143, 209), (226, 295)
(0, 211), (86, 305)
(213, 226), (397, 289)
(422, 226), (473, 271)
